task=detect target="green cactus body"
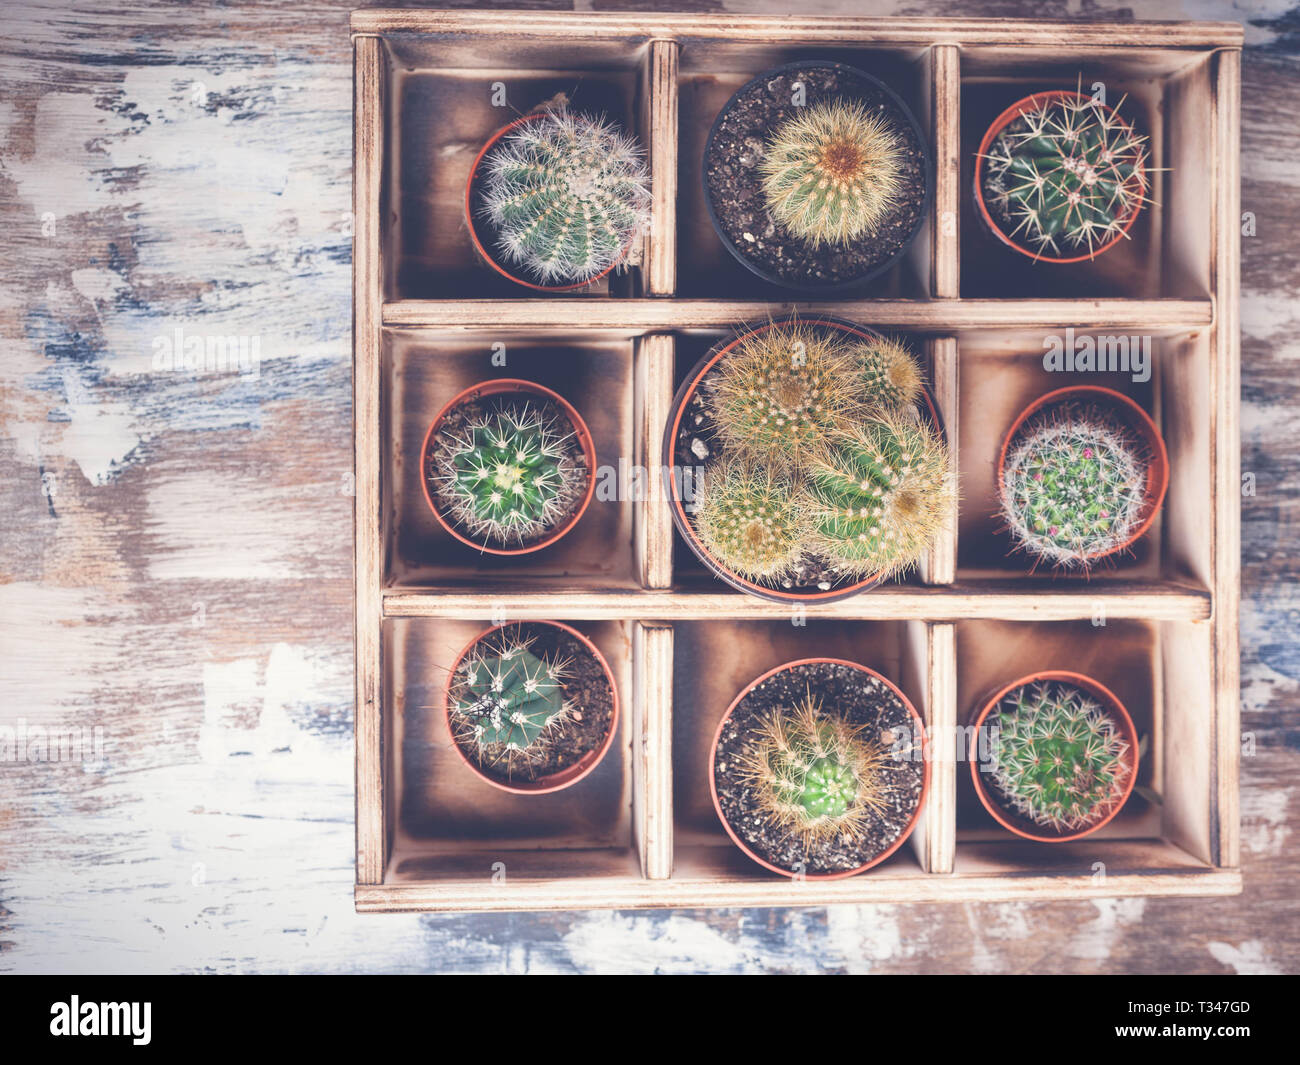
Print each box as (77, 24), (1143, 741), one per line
(455, 644), (565, 751)
(806, 413), (951, 579)
(988, 681), (1131, 832)
(759, 99), (904, 247)
(481, 109), (652, 285)
(695, 461), (806, 584)
(441, 405), (577, 545)
(848, 336), (923, 413)
(1000, 418), (1146, 568)
(710, 322), (862, 469)
(981, 92), (1150, 258)
(739, 695), (892, 843)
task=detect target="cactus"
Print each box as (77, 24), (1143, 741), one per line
(695, 459), (807, 584)
(449, 632), (572, 767)
(981, 92), (1151, 258)
(805, 412), (952, 579)
(759, 99), (904, 247)
(986, 681), (1131, 832)
(480, 108), (652, 285)
(736, 693), (894, 843)
(438, 405), (579, 546)
(848, 335), (924, 413)
(1000, 416), (1147, 569)
(710, 321), (862, 469)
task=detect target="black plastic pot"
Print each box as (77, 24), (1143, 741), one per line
(701, 60), (932, 296)
(662, 315), (947, 604)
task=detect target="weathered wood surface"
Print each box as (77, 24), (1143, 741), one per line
(0, 0), (1295, 973)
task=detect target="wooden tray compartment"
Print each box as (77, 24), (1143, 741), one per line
(385, 616), (639, 885)
(955, 325), (1211, 585)
(958, 46), (1216, 300)
(354, 12), (1241, 913)
(382, 327), (642, 590)
(382, 34), (653, 300)
(676, 40), (933, 300)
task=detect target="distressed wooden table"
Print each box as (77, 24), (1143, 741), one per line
(1, 0), (1295, 973)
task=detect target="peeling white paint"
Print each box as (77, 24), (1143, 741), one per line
(1207, 939), (1284, 974)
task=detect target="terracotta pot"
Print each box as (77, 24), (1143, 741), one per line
(973, 90), (1147, 264)
(464, 112), (632, 292)
(421, 378), (596, 556)
(708, 657), (930, 879)
(443, 620), (620, 795)
(663, 315), (947, 603)
(701, 59), (931, 295)
(996, 384), (1169, 568)
(969, 669), (1139, 843)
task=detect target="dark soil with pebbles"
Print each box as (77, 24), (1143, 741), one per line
(704, 64), (927, 289)
(448, 622), (614, 786)
(713, 661), (925, 875)
(426, 391), (589, 551)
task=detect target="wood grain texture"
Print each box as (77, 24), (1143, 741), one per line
(1, 0), (1293, 975)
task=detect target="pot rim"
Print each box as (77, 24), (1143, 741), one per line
(662, 314), (947, 602)
(420, 377), (598, 556)
(968, 668), (1140, 842)
(972, 89), (1148, 265)
(708, 656), (931, 879)
(442, 619), (621, 795)
(700, 59), (933, 294)
(995, 384), (1169, 569)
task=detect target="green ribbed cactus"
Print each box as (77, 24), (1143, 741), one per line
(981, 92), (1151, 258)
(987, 681), (1131, 832)
(710, 321), (862, 469)
(481, 108), (652, 284)
(737, 694), (894, 843)
(440, 405), (578, 546)
(451, 634), (571, 760)
(848, 335), (924, 413)
(1000, 417), (1147, 569)
(694, 460), (807, 585)
(759, 99), (904, 247)
(805, 412), (952, 579)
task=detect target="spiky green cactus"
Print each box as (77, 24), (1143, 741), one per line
(1000, 417), (1147, 569)
(805, 412), (952, 579)
(439, 405), (579, 546)
(710, 321), (862, 469)
(694, 460), (807, 584)
(759, 99), (904, 247)
(986, 681), (1131, 832)
(737, 694), (894, 843)
(480, 108), (652, 285)
(981, 92), (1151, 258)
(848, 335), (924, 413)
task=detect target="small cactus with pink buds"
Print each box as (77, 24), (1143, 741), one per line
(981, 91), (1151, 259)
(1000, 416), (1147, 568)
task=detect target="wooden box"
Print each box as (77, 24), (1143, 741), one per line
(352, 11), (1242, 912)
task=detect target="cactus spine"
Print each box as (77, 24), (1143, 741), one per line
(759, 99), (904, 247)
(694, 460), (807, 585)
(438, 405), (579, 546)
(709, 321), (862, 470)
(987, 681), (1131, 832)
(805, 412), (952, 579)
(480, 108), (652, 284)
(848, 335), (924, 413)
(737, 693), (895, 843)
(1000, 416), (1147, 569)
(981, 92), (1151, 258)
(449, 632), (573, 771)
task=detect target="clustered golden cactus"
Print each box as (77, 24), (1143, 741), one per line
(694, 321), (953, 588)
